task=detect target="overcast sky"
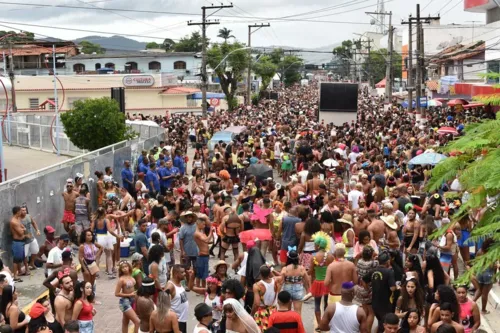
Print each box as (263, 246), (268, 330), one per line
(0, 0), (485, 48)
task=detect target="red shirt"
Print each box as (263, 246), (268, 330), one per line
(268, 310), (305, 333)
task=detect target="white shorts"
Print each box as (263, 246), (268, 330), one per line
(96, 234), (113, 250)
(25, 239), (39, 257)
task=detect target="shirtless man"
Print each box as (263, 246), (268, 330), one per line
(306, 169), (324, 196)
(9, 206), (26, 282)
(367, 209), (386, 244)
(430, 302), (465, 333)
(62, 179), (78, 234)
(54, 274), (74, 327)
(194, 218), (213, 289)
(219, 206), (243, 261)
(324, 244), (358, 304)
(353, 209), (370, 237)
(382, 215), (400, 250)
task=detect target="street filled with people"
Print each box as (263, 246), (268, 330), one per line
(5, 81), (498, 333)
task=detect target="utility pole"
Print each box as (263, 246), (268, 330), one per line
(247, 23), (270, 105)
(53, 45), (60, 155)
(402, 17), (413, 113)
(385, 11), (393, 104)
(188, 3), (233, 118)
(8, 43), (17, 113)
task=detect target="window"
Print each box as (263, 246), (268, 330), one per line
(173, 61), (186, 70)
(95, 63), (101, 70)
(125, 62), (138, 71)
(149, 61), (161, 70)
(29, 98), (39, 109)
(68, 97), (88, 109)
(105, 63), (115, 69)
(48, 98), (55, 110)
(73, 63), (85, 72)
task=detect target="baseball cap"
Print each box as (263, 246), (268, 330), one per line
(60, 233), (70, 241)
(44, 226), (56, 234)
(194, 303), (212, 320)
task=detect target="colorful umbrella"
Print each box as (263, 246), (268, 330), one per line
(447, 99), (469, 107)
(437, 126), (459, 135)
(409, 152), (447, 165)
(323, 159), (339, 168)
(427, 99), (442, 107)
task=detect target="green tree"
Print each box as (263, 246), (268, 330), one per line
(207, 42), (250, 111)
(0, 30), (34, 42)
(163, 38), (176, 52)
(146, 42), (161, 49)
(217, 27), (235, 43)
(268, 49), (303, 87)
(60, 98), (135, 151)
(426, 112), (500, 284)
(252, 55), (278, 92)
(332, 40), (354, 78)
(79, 41), (104, 54)
(362, 49), (402, 85)
(174, 32), (207, 52)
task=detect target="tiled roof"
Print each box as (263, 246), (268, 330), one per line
(431, 41), (485, 63)
(69, 52), (198, 60)
(159, 86), (200, 95)
(426, 80), (439, 91)
(0, 45), (77, 57)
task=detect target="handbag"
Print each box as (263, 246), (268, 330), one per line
(86, 261), (100, 275)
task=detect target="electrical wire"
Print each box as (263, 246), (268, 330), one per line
(435, 0), (456, 15)
(422, 0), (436, 11)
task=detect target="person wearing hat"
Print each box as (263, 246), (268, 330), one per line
(179, 211), (198, 272)
(61, 180), (78, 234)
(212, 260), (229, 284)
(338, 214), (355, 261)
(193, 303), (213, 333)
(381, 215), (400, 250)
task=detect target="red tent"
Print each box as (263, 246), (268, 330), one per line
(375, 78), (386, 88)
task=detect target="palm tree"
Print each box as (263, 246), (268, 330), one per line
(217, 28), (235, 42)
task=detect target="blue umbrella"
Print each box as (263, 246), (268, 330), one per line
(409, 153), (447, 165)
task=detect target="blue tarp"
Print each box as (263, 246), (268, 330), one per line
(191, 92), (226, 99)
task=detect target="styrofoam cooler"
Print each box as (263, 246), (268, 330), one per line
(120, 238), (132, 258)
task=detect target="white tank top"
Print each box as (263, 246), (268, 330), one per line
(169, 282), (189, 322)
(329, 303), (360, 333)
(193, 324), (210, 333)
(237, 252), (248, 277)
(204, 294), (222, 320)
(259, 279), (277, 307)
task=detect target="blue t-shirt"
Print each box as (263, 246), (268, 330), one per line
(145, 169), (160, 192)
(179, 223), (198, 257)
(173, 156), (185, 175)
(281, 216), (302, 251)
(139, 163), (149, 175)
(121, 168), (134, 191)
(134, 230), (150, 275)
(158, 167), (170, 188)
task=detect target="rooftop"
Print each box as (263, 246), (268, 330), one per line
(431, 41), (485, 63)
(69, 51), (200, 60)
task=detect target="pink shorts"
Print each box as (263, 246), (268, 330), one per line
(62, 210), (75, 224)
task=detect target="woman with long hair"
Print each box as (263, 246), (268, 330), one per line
(309, 231), (333, 331)
(35, 296), (63, 333)
(456, 285), (480, 333)
(91, 207), (120, 279)
(149, 291), (180, 333)
(223, 298), (260, 333)
(78, 229), (103, 287)
(400, 309), (426, 333)
(403, 209), (422, 254)
(135, 277), (156, 333)
(396, 278), (425, 319)
(298, 218), (321, 271)
(280, 250), (310, 315)
(72, 281), (95, 333)
(424, 254), (450, 303)
(405, 253), (425, 284)
(148, 244), (168, 301)
(471, 238), (495, 314)
(428, 285), (460, 329)
(0, 286), (29, 333)
(114, 260), (139, 333)
(95, 171), (105, 207)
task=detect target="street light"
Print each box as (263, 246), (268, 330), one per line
(212, 46), (252, 71)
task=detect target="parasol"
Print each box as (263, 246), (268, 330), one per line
(409, 152), (447, 165)
(437, 126), (459, 135)
(323, 159), (339, 168)
(247, 163), (273, 180)
(447, 99), (468, 107)
(427, 99), (442, 107)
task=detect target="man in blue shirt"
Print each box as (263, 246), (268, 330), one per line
(178, 211), (198, 270)
(146, 163), (160, 196)
(173, 149), (185, 176)
(161, 160), (178, 190)
(137, 150), (147, 172)
(134, 219), (150, 275)
(121, 160), (134, 194)
(139, 156), (149, 175)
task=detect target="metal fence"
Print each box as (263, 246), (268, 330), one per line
(1, 114), (164, 156)
(0, 130), (165, 265)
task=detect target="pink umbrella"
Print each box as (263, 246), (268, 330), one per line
(437, 126), (459, 135)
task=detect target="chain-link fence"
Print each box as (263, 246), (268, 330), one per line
(1, 114), (165, 156)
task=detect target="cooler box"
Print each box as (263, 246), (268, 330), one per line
(120, 238), (132, 258)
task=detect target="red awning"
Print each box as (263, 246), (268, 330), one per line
(463, 103), (485, 109)
(447, 99), (469, 106)
(375, 78), (386, 88)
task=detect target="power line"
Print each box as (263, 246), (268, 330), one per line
(422, 0), (435, 11)
(435, 0), (455, 15)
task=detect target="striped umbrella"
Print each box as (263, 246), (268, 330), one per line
(437, 126), (459, 135)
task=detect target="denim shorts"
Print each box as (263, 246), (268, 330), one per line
(477, 268), (494, 285)
(119, 297), (134, 312)
(195, 255), (209, 279)
(12, 240), (25, 264)
(283, 283), (305, 301)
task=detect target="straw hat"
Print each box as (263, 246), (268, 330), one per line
(180, 211), (196, 222)
(337, 214), (353, 227)
(214, 260), (228, 271)
(381, 215), (398, 230)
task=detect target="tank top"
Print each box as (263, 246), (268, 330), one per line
(6, 305), (26, 333)
(95, 219), (108, 235)
(204, 294), (222, 320)
(259, 279), (277, 307)
(304, 241), (316, 252)
(76, 299), (94, 321)
(459, 300), (475, 333)
(169, 282), (188, 323)
(83, 243), (97, 261)
(149, 259), (168, 288)
(329, 303), (360, 333)
(342, 228), (354, 258)
(237, 252), (248, 276)
(193, 324), (210, 333)
(75, 196), (88, 220)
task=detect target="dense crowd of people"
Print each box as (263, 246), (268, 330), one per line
(4, 81), (498, 333)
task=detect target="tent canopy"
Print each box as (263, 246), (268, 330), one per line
(191, 92), (226, 100)
(375, 78), (386, 88)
